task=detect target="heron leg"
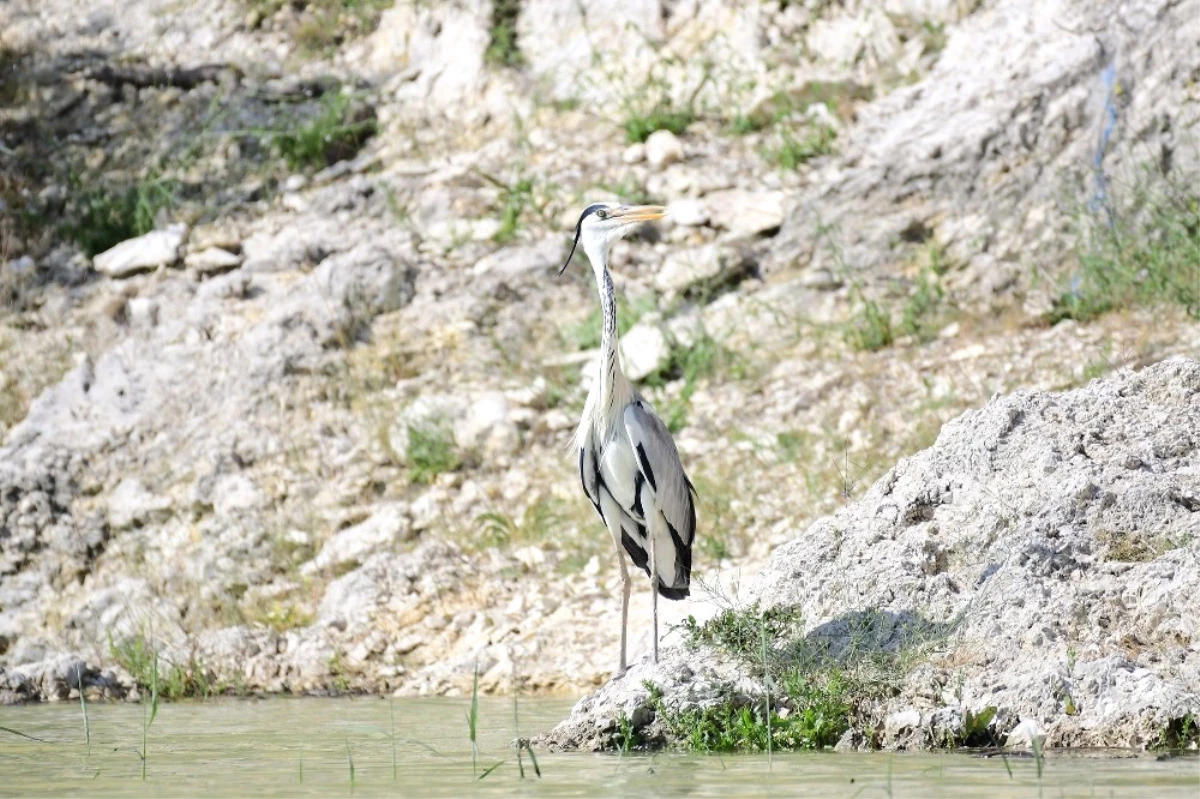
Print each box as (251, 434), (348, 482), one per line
(619, 556), (631, 675)
(650, 528), (659, 664)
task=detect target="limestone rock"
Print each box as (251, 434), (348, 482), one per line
(654, 243), (755, 297)
(185, 247), (243, 274)
(645, 129), (684, 170)
(303, 503), (412, 576)
(619, 322), (671, 382)
(540, 359), (1200, 751)
(704, 190), (785, 239)
(93, 224), (187, 277)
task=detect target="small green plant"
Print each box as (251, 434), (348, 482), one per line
(485, 0), (524, 67)
(844, 288), (894, 352)
(344, 739), (356, 791)
(466, 664), (480, 775)
(670, 604), (946, 753)
(138, 644), (160, 781)
(1049, 170), (1200, 323)
(614, 711), (641, 753)
(406, 420), (461, 484)
(110, 634), (214, 699)
(493, 177), (534, 244)
(475, 494), (566, 549)
(624, 103), (695, 144)
(769, 125), (836, 170)
(62, 172), (178, 257)
(270, 92), (377, 171)
(960, 706), (998, 747)
(1153, 713), (1199, 750)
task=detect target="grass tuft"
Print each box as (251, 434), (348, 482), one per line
(485, 0), (524, 68)
(1050, 169), (1199, 323)
(405, 420), (461, 484)
(269, 92), (377, 171)
(655, 604), (948, 753)
(625, 105), (695, 144)
(110, 633), (215, 700)
(769, 125), (837, 170)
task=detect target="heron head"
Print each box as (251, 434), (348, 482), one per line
(558, 203), (667, 275)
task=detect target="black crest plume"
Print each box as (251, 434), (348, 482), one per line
(558, 203), (609, 275)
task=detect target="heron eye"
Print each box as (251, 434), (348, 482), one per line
(596, 209), (608, 219)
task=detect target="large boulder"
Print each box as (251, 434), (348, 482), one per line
(539, 358), (1200, 751)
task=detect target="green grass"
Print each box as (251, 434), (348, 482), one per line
(246, 0), (392, 52)
(1049, 172), (1200, 323)
(269, 92), (377, 171)
(640, 604), (950, 753)
(485, 0), (524, 68)
(769, 125), (836, 170)
(493, 178), (534, 244)
(405, 420), (461, 484)
(110, 634), (216, 700)
(624, 104), (695, 144)
(843, 291), (894, 352)
(61, 172), (178, 257)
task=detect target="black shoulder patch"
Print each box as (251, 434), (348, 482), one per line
(636, 443), (657, 492)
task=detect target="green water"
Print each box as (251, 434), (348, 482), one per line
(0, 697), (1196, 797)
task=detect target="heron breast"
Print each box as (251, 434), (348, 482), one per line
(598, 435), (640, 512)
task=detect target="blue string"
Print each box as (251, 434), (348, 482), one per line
(1089, 63), (1119, 230)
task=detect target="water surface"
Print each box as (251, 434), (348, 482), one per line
(0, 697), (1195, 797)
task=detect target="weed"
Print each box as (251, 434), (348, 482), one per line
(1153, 713), (1199, 750)
(844, 287), (894, 352)
(248, 0), (391, 52)
(900, 268), (946, 341)
(467, 664), (480, 775)
(485, 0), (524, 68)
(614, 711), (642, 753)
(62, 172), (178, 257)
(1097, 528), (1182, 563)
(625, 104), (695, 144)
(493, 178), (534, 244)
(1050, 168), (1200, 323)
(405, 420), (461, 484)
(769, 125), (836, 170)
(475, 494), (567, 549)
(109, 634), (214, 699)
(667, 604), (947, 753)
(269, 92), (377, 171)
(138, 644), (159, 780)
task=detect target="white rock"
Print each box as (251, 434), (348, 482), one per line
(655, 243), (726, 295)
(212, 474), (264, 517)
(107, 477), (173, 530)
(703, 190), (784, 239)
(93, 224), (187, 277)
(885, 708), (923, 739)
(126, 297), (159, 328)
(645, 129), (684, 170)
(667, 199), (708, 227)
(620, 322), (671, 382)
(1005, 718), (1047, 749)
(622, 143), (646, 164)
(302, 503), (411, 576)
(185, 247), (243, 274)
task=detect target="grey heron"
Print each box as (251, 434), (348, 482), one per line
(559, 202), (696, 675)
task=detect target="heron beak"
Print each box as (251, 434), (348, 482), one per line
(611, 205), (667, 222)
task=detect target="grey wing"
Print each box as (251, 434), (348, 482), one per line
(623, 398), (696, 596)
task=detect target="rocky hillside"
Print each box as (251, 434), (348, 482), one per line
(540, 358), (1200, 751)
(1, 0), (1197, 714)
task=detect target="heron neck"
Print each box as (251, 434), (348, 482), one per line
(587, 245), (630, 415)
